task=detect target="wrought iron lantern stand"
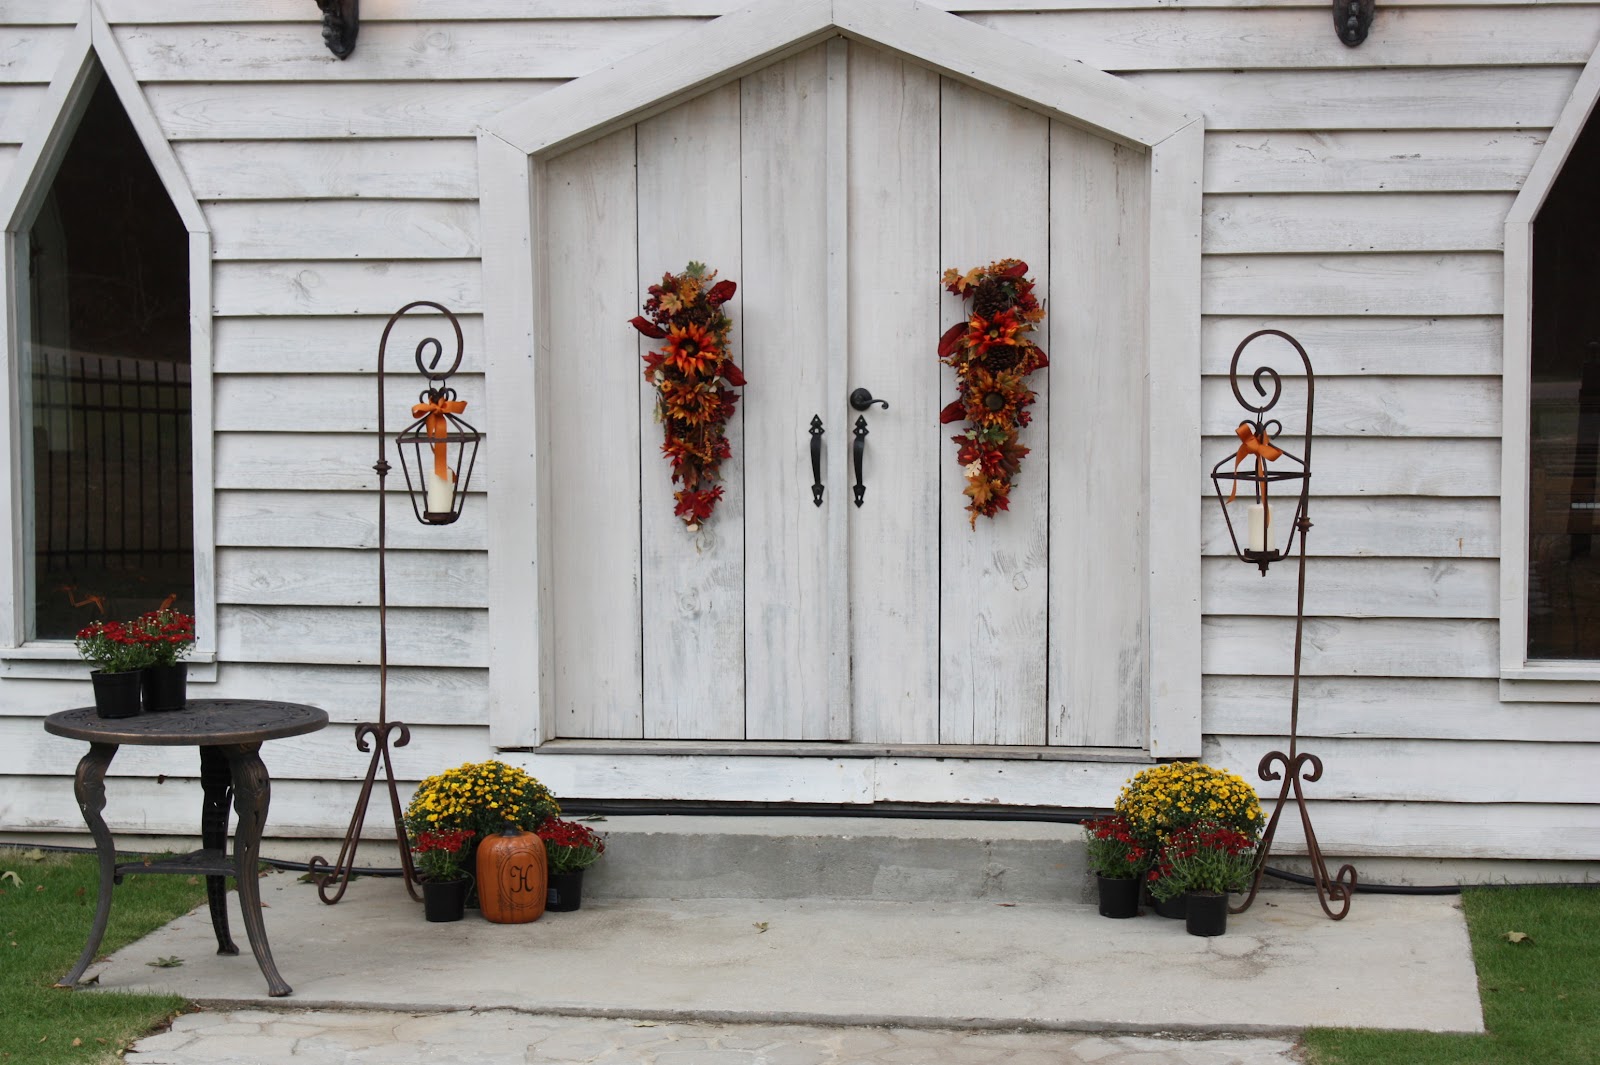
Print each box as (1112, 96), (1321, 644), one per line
(309, 302), (482, 904)
(1210, 329), (1357, 921)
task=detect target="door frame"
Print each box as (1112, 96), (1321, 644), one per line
(479, 0), (1204, 760)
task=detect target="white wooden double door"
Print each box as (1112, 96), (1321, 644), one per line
(544, 39), (1149, 749)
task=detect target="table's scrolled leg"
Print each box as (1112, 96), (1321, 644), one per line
(198, 746), (239, 956)
(220, 742), (291, 997)
(58, 742), (118, 989)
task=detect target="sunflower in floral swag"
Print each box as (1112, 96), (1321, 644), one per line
(938, 259), (1048, 527)
(630, 262), (745, 531)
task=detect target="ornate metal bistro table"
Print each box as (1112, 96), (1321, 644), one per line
(43, 700), (328, 998)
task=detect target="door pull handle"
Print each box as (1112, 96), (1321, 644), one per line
(852, 415), (869, 507)
(809, 415), (825, 507)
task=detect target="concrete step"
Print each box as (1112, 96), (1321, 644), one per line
(578, 815), (1090, 903)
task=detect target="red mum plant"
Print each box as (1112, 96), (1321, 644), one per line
(132, 608), (196, 668)
(1147, 820), (1259, 902)
(630, 262), (744, 532)
(938, 259), (1048, 527)
(1081, 814), (1150, 881)
(536, 818), (607, 874)
(411, 827), (476, 882)
(74, 620), (157, 675)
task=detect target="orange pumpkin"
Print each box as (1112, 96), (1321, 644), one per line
(476, 827), (547, 924)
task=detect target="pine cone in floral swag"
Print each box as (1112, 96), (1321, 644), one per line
(629, 262), (745, 532)
(937, 259), (1048, 528)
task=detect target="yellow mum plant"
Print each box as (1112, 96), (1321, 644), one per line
(404, 760), (560, 844)
(1114, 761), (1264, 848)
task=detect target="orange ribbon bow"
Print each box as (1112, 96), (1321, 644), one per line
(1228, 422), (1282, 504)
(412, 396), (468, 480)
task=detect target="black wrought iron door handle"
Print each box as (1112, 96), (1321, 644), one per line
(852, 415), (869, 507)
(809, 415), (824, 506)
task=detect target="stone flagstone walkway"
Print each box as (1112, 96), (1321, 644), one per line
(127, 1009), (1304, 1065)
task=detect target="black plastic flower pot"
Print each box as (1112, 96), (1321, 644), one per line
(1185, 891), (1229, 937)
(91, 670), (143, 719)
(1096, 875), (1140, 918)
(423, 877), (470, 922)
(546, 869), (585, 912)
(141, 664), (188, 712)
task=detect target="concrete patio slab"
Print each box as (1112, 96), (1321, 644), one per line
(86, 872), (1484, 1036)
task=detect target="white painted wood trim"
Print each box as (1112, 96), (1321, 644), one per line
(1145, 117), (1205, 757)
(480, 0), (1194, 158)
(824, 37), (850, 739)
(480, 132), (545, 748)
(1499, 38), (1600, 696)
(0, 0), (216, 656)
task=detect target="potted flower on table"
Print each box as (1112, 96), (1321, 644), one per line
(75, 620), (155, 718)
(537, 818), (606, 912)
(1081, 814), (1147, 918)
(134, 608), (196, 712)
(412, 828), (476, 922)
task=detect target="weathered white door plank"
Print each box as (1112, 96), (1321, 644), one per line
(845, 44), (942, 744)
(1048, 123), (1148, 748)
(543, 127), (644, 738)
(938, 78), (1050, 746)
(741, 46), (834, 740)
(636, 83), (746, 740)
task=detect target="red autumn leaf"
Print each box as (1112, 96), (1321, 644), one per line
(721, 361), (746, 387)
(629, 316), (668, 339)
(938, 322), (967, 358)
(939, 400), (967, 425)
(706, 280), (737, 306)
(1001, 260), (1028, 278)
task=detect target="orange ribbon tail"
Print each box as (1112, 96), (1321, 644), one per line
(1227, 423), (1283, 504)
(412, 397), (468, 479)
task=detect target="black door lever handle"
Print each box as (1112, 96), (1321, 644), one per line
(850, 387), (888, 412)
(809, 415), (824, 506)
(852, 415), (869, 507)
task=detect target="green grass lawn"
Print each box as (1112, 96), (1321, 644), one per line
(1303, 885), (1600, 1065)
(0, 847), (207, 1065)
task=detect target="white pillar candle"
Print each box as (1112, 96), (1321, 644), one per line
(1246, 502), (1276, 553)
(425, 467), (456, 514)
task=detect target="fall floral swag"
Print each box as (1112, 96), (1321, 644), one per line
(630, 262), (745, 531)
(938, 259), (1048, 527)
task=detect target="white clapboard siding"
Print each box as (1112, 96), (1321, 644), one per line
(214, 314), (486, 375)
(1126, 68), (1579, 131)
(1200, 317), (1501, 376)
(938, 77), (1051, 747)
(1202, 616), (1500, 678)
(212, 261), (482, 317)
(971, 7), (1600, 71)
(214, 373), (485, 433)
(216, 433), (486, 490)
(1204, 193), (1512, 255)
(1199, 497), (1498, 558)
(0, 142), (15, 186)
(205, 200), (479, 260)
(1257, 802), (1600, 862)
(634, 82), (745, 741)
(144, 82), (549, 140)
(1198, 437), (1500, 496)
(1205, 736), (1600, 804)
(219, 605), (489, 667)
(1204, 675), (1600, 743)
(217, 547), (487, 609)
(176, 139), (478, 200)
(1202, 253), (1503, 316)
(0, 26), (74, 82)
(115, 21), (707, 82)
(0, 84), (46, 143)
(1202, 557), (1497, 618)
(1201, 376), (1501, 438)
(216, 490), (488, 551)
(1204, 130), (1549, 194)
(15, 719), (489, 781)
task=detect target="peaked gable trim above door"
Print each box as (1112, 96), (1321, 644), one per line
(480, 0), (1203, 760)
